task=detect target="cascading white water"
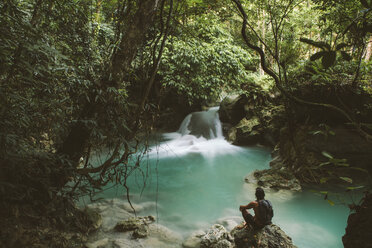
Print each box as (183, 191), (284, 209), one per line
(177, 107), (223, 139)
(150, 107), (239, 158)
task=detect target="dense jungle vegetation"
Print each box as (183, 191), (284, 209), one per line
(0, 0), (371, 247)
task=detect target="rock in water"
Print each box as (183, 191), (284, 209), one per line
(231, 224), (297, 248)
(114, 216), (155, 239)
(245, 168), (301, 192)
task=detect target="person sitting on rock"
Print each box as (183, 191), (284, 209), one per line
(239, 187), (273, 229)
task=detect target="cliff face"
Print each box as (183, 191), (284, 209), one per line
(343, 193), (372, 248)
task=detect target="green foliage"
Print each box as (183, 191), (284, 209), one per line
(159, 14), (253, 104)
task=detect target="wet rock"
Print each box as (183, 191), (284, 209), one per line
(114, 216), (155, 233)
(200, 224), (233, 248)
(343, 193), (372, 248)
(83, 207), (103, 231)
(231, 224), (297, 248)
(219, 95), (249, 126)
(132, 225), (149, 239)
(245, 167), (301, 192)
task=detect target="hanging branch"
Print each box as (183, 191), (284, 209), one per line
(232, 0), (372, 142)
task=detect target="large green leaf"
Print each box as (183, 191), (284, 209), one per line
(310, 51), (326, 61)
(321, 151), (333, 159)
(327, 199), (335, 206)
(335, 43), (348, 51)
(300, 38), (331, 51)
(341, 51), (352, 61)
(321, 51), (336, 68)
(339, 177), (353, 183)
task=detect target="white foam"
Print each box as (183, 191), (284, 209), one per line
(147, 134), (244, 159)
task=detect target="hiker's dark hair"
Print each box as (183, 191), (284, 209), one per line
(255, 187), (265, 200)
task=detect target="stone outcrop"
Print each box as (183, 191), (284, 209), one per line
(343, 193), (372, 248)
(244, 155), (301, 191)
(231, 224), (297, 248)
(219, 95), (249, 126)
(114, 216), (155, 232)
(219, 93), (285, 147)
(183, 223), (296, 248)
(200, 224), (233, 248)
(245, 169), (301, 192)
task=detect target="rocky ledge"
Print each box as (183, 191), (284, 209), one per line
(245, 168), (301, 192)
(244, 155), (301, 192)
(232, 224), (297, 248)
(342, 192), (372, 248)
(183, 223), (296, 248)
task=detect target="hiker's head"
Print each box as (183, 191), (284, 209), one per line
(255, 187), (265, 200)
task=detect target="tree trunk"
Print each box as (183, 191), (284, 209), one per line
(365, 35), (372, 62)
(259, 9), (266, 76)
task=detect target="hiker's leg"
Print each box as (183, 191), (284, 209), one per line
(242, 209), (255, 227)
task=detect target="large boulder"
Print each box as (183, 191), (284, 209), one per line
(114, 216), (155, 234)
(343, 193), (372, 248)
(245, 168), (301, 192)
(219, 93), (285, 147)
(231, 224), (297, 248)
(219, 95), (249, 126)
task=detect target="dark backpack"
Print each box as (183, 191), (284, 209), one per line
(258, 199), (274, 225)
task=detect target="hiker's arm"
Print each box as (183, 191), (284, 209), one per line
(239, 204), (248, 211)
(239, 201), (256, 211)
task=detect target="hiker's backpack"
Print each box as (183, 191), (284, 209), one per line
(258, 200), (274, 225)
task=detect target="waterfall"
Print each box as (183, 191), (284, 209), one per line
(148, 107), (242, 158)
(177, 107), (223, 140)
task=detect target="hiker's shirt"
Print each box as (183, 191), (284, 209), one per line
(246, 200), (263, 226)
